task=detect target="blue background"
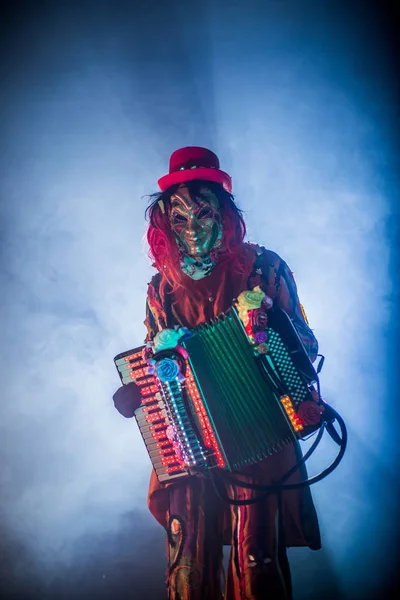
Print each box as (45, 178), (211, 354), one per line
(0, 1), (399, 598)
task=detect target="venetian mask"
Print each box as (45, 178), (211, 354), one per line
(168, 185), (222, 258)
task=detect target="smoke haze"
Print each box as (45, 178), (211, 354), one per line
(1, 1), (399, 599)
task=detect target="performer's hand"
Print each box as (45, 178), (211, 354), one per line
(113, 383), (142, 418)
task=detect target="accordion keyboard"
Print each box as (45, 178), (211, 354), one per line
(115, 349), (189, 482)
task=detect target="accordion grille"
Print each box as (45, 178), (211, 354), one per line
(184, 310), (295, 470)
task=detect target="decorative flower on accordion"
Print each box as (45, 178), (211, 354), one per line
(236, 285), (273, 336)
(248, 308), (269, 331)
(236, 286), (266, 327)
(297, 400), (325, 426)
(237, 286), (265, 310)
(256, 342), (269, 354)
(153, 327), (189, 352)
(262, 295), (273, 309)
(156, 357), (180, 382)
(142, 344), (154, 362)
(254, 330), (267, 344)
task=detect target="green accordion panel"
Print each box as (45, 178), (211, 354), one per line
(183, 310), (295, 471)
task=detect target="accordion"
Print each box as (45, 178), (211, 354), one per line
(114, 305), (322, 483)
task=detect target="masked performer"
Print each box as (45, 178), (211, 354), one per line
(113, 147), (321, 600)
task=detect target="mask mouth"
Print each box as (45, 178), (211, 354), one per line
(178, 225), (217, 251)
(184, 234), (207, 246)
(184, 241), (214, 257)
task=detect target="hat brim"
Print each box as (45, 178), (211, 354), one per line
(158, 168), (232, 194)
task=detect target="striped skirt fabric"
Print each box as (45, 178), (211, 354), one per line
(166, 474), (293, 600)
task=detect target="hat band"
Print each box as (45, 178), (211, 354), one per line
(177, 165), (217, 171)
(158, 167), (232, 193)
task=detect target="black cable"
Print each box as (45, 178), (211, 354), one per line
(222, 420), (326, 493)
(210, 423), (325, 506)
(316, 354), (325, 374)
(276, 421), (326, 481)
(211, 404), (347, 505)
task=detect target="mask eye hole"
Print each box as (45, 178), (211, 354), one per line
(197, 207), (213, 219)
(171, 212), (187, 224)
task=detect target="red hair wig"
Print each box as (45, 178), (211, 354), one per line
(145, 180), (247, 299)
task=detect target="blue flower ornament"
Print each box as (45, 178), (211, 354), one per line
(156, 358), (180, 383)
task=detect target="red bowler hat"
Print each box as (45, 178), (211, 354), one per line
(158, 146), (232, 193)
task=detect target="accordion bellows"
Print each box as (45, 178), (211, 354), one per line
(114, 307), (320, 483)
(185, 312), (294, 466)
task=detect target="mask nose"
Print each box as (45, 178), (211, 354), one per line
(186, 215), (203, 237)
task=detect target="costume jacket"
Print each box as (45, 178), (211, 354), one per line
(144, 242), (321, 550)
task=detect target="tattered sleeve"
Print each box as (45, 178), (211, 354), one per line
(143, 274), (166, 342)
(273, 257), (319, 362)
(144, 297), (158, 342)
